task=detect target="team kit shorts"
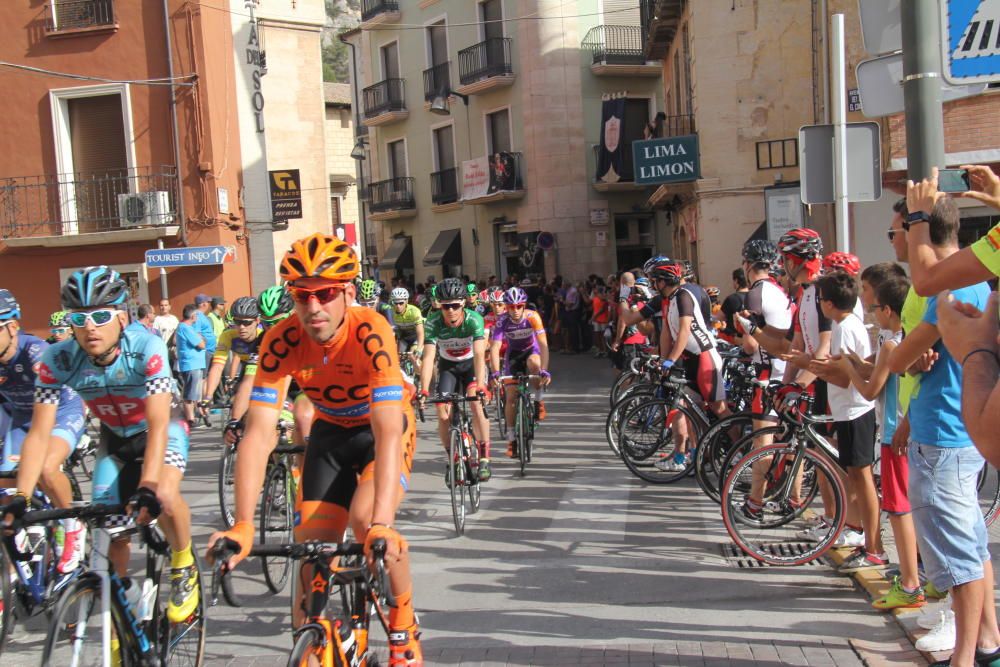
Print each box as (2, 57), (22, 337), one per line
(92, 421), (191, 504)
(0, 405), (86, 473)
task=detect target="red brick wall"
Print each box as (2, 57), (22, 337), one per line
(887, 93), (1000, 160)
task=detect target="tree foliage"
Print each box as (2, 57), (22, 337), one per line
(323, 0), (360, 83)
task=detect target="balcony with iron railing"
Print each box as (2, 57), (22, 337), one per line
(423, 62), (452, 103)
(640, 0), (686, 60)
(655, 113), (696, 138)
(46, 0), (118, 36)
(362, 78), (408, 126)
(456, 37), (515, 95)
(0, 166), (179, 247)
(461, 152), (525, 205)
(368, 177), (416, 220)
(581, 25), (661, 76)
(360, 0), (399, 26)
(430, 168), (460, 207)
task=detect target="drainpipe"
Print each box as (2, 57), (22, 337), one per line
(820, 0), (830, 123)
(163, 0), (188, 246)
(340, 32), (369, 267)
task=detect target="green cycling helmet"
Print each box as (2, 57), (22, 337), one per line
(359, 279), (379, 301)
(257, 285), (293, 321)
(49, 310), (70, 328)
(466, 283), (477, 298)
(429, 284), (439, 301)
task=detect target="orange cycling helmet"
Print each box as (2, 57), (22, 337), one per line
(279, 233), (359, 283)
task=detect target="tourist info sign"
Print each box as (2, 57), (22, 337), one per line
(145, 246), (237, 268)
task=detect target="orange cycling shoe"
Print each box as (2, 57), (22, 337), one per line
(389, 623), (423, 666)
(536, 400), (547, 421)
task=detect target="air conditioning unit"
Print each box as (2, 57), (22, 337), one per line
(117, 191), (173, 227)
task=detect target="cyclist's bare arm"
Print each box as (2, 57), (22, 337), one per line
(370, 402), (404, 527)
(618, 307), (645, 327)
(473, 338), (488, 389)
(489, 338), (502, 375)
(537, 332), (550, 372)
(204, 358), (227, 401)
(419, 343), (437, 395)
(415, 322), (425, 350)
(13, 402), (58, 495)
(139, 392), (173, 490)
(752, 326), (791, 358)
(229, 371), (256, 422)
(232, 404), (281, 525)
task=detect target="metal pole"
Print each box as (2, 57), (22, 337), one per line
(157, 238), (169, 298)
(162, 0), (187, 246)
(831, 14), (850, 253)
(901, 0), (946, 181)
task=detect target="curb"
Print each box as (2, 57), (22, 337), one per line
(827, 545), (949, 666)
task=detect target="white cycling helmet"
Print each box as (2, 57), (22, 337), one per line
(390, 287), (410, 302)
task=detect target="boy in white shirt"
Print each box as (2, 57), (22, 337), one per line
(810, 272), (885, 572)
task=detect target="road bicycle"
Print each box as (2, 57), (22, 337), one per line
(211, 537), (395, 666)
(427, 393), (482, 535)
(720, 395), (849, 565)
(25, 504), (206, 665)
(0, 478), (84, 655)
(497, 373), (543, 477)
(219, 418), (295, 528)
(260, 435), (305, 594)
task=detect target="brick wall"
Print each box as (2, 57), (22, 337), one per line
(887, 93), (1000, 160)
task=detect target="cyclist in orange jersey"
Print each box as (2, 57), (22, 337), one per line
(207, 234), (422, 666)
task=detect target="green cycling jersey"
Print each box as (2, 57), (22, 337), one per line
(390, 304), (423, 336)
(424, 309), (485, 362)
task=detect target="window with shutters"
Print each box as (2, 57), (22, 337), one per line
(381, 41), (400, 80)
(485, 108), (512, 154)
(427, 20), (448, 67)
(600, 0), (640, 26)
(480, 0), (503, 40)
(387, 139), (407, 179)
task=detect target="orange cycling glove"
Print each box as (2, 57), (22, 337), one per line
(220, 520), (255, 566)
(365, 524), (408, 564)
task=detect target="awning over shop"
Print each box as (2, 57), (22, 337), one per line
(423, 228), (462, 266)
(379, 236), (413, 271)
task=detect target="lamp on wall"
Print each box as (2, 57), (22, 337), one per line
(429, 88), (470, 115)
(350, 137), (369, 160)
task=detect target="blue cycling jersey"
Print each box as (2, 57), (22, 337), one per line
(1, 334), (80, 416)
(35, 329), (174, 438)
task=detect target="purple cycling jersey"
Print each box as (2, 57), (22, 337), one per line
(491, 310), (545, 355)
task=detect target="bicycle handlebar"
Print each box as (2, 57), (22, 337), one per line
(426, 393), (484, 405)
(18, 503), (126, 525)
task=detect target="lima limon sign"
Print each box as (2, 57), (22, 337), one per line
(632, 135), (701, 186)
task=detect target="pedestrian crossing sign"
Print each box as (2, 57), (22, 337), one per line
(942, 0), (1000, 84)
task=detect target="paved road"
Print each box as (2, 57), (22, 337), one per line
(5, 354), (911, 666)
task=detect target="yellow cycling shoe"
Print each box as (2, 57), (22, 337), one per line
(167, 564), (200, 623)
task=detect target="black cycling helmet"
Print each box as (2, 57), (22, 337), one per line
(741, 239), (779, 268)
(61, 266), (129, 310)
(646, 258), (684, 285)
(437, 277), (465, 302)
(229, 296), (259, 320)
(642, 254), (672, 277)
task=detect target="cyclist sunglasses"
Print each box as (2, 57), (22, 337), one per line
(68, 309), (119, 328)
(233, 318), (257, 327)
(49, 327), (69, 336)
(288, 285), (346, 305)
(440, 302), (464, 311)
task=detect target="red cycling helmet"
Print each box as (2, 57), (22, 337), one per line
(822, 251), (861, 277)
(646, 259), (684, 285)
(777, 228), (823, 260)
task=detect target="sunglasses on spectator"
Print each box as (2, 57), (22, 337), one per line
(440, 302), (464, 311)
(233, 319), (257, 327)
(868, 303), (887, 312)
(68, 309), (118, 328)
(886, 229), (903, 241)
(288, 285), (346, 305)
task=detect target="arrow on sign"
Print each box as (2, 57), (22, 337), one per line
(211, 247), (225, 263)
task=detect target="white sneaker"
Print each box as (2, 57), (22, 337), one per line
(832, 528), (864, 548)
(914, 609), (956, 652)
(654, 457), (686, 472)
(796, 518), (830, 542)
(917, 603), (953, 630)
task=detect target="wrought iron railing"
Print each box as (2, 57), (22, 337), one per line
(648, 113), (696, 138)
(368, 177), (415, 213)
(581, 25), (647, 65)
(458, 37), (513, 85)
(46, 0), (116, 32)
(362, 79), (406, 119)
(423, 62), (452, 102)
(360, 0), (398, 22)
(0, 165), (178, 239)
(430, 168), (459, 205)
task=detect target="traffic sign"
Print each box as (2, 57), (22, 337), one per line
(941, 0), (1000, 84)
(859, 0), (902, 55)
(856, 51), (987, 117)
(145, 246), (237, 268)
(799, 122), (883, 205)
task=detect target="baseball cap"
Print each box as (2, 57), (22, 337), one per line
(194, 293), (211, 305)
(211, 297), (226, 308)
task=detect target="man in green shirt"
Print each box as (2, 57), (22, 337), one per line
(419, 278), (492, 482)
(207, 297), (227, 340)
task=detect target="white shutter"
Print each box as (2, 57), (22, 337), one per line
(602, 0), (641, 26)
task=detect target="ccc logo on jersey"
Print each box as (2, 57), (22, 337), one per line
(355, 322), (391, 372)
(260, 326), (301, 373)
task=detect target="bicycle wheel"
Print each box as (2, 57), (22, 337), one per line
(0, 546), (12, 655)
(494, 388), (507, 438)
(260, 464), (293, 593)
(218, 442), (238, 528)
(978, 462), (1000, 527)
(42, 575), (131, 666)
(721, 445), (846, 565)
(465, 431), (481, 514)
(717, 425), (787, 500)
(159, 555), (207, 666)
(288, 626), (326, 666)
(515, 396), (529, 477)
(609, 370), (639, 407)
(694, 412), (756, 503)
(448, 429), (466, 535)
(605, 387), (656, 456)
(619, 403), (705, 484)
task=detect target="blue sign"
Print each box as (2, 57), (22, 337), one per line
(941, 0), (1000, 84)
(145, 246), (237, 268)
(632, 135), (701, 186)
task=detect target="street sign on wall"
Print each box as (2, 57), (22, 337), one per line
(856, 51), (987, 117)
(269, 169), (302, 221)
(632, 135), (701, 186)
(145, 246), (237, 268)
(799, 122), (883, 204)
(941, 0), (1000, 84)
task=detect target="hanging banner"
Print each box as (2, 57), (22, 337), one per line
(462, 152), (519, 200)
(596, 98), (627, 184)
(488, 152), (518, 192)
(269, 169), (302, 221)
(461, 157), (490, 200)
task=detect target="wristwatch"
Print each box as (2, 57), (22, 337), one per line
(902, 211), (931, 231)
